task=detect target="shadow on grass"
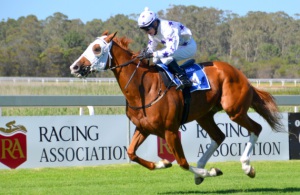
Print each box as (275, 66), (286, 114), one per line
(158, 187), (300, 194)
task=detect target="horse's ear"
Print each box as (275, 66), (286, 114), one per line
(106, 31), (118, 42)
(102, 30), (109, 36)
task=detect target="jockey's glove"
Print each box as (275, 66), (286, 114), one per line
(138, 49), (153, 59)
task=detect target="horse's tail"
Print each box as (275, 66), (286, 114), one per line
(251, 87), (283, 132)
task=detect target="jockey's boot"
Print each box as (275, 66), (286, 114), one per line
(168, 60), (193, 90)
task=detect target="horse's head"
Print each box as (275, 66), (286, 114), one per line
(70, 31), (117, 78)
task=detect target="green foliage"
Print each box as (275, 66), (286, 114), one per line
(64, 31), (85, 48)
(0, 6), (300, 78)
(258, 43), (280, 60)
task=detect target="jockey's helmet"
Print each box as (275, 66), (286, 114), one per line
(138, 7), (157, 30)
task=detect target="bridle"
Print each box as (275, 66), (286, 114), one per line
(79, 39), (172, 110)
(77, 41), (139, 78)
(109, 42), (173, 110)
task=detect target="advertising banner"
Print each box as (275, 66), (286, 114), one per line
(0, 116), (129, 169)
(0, 113), (289, 169)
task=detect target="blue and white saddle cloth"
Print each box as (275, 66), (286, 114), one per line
(156, 62), (211, 93)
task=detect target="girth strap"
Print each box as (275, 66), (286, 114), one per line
(180, 87), (191, 125)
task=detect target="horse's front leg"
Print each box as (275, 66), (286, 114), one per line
(164, 130), (222, 179)
(195, 116), (225, 185)
(195, 139), (221, 185)
(127, 128), (172, 170)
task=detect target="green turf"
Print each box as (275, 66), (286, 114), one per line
(0, 161), (299, 195)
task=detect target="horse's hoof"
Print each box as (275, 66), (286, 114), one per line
(247, 166), (256, 178)
(155, 159), (172, 169)
(194, 177), (204, 185)
(162, 159), (172, 168)
(210, 167), (223, 176)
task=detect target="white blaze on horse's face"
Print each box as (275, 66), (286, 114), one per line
(69, 36), (112, 77)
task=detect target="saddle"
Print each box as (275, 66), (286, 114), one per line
(156, 59), (212, 92)
(156, 59), (212, 125)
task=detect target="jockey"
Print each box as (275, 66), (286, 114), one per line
(137, 7), (197, 90)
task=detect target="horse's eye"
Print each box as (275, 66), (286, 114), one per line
(92, 44), (101, 55)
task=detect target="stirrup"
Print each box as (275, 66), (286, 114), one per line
(176, 79), (192, 90)
(183, 80), (193, 88)
(176, 83), (185, 90)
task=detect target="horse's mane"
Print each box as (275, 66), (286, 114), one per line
(113, 36), (133, 51)
(113, 36), (143, 59)
(101, 31), (133, 51)
(111, 34), (153, 67)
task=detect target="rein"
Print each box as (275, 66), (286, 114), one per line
(107, 49), (171, 110)
(124, 61), (141, 89)
(127, 79), (173, 110)
(109, 57), (139, 70)
(119, 58), (172, 109)
(107, 50), (141, 89)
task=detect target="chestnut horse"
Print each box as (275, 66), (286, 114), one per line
(70, 31), (282, 185)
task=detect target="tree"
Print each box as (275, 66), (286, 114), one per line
(64, 31), (85, 48)
(0, 6), (300, 78)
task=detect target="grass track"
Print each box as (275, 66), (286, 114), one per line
(1, 161), (299, 195)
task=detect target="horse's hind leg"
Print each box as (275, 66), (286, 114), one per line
(229, 113), (262, 178)
(240, 132), (258, 178)
(222, 81), (261, 178)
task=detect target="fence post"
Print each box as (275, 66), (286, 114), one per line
(79, 107), (84, 115)
(87, 106), (94, 115)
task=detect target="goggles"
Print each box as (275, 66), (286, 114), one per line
(140, 21), (155, 31)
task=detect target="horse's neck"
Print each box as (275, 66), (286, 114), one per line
(112, 61), (154, 95)
(110, 46), (160, 103)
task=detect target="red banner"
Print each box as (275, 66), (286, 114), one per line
(157, 131), (181, 162)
